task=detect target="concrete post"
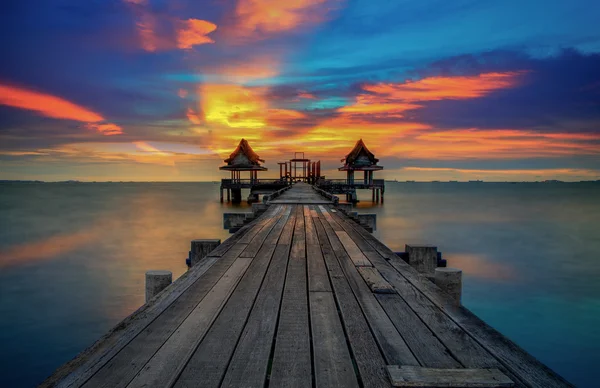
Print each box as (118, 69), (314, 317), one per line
(337, 203), (353, 213)
(247, 192), (259, 203)
(435, 267), (462, 306)
(190, 239), (221, 266)
(223, 213), (247, 229)
(358, 214), (377, 231)
(145, 270), (172, 303)
(251, 203), (268, 215)
(406, 244), (438, 277)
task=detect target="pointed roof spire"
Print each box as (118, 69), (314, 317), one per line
(339, 139), (383, 171)
(224, 138), (265, 165)
(220, 139), (267, 171)
(342, 139), (378, 164)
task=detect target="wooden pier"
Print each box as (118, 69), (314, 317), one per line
(43, 183), (572, 388)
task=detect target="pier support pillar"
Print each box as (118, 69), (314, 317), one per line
(223, 213), (247, 229)
(337, 203), (353, 213)
(190, 239), (221, 267)
(358, 214), (377, 231)
(227, 189), (230, 202)
(247, 192), (259, 203)
(406, 244), (438, 277)
(231, 188), (242, 203)
(145, 270), (172, 303)
(435, 267), (462, 306)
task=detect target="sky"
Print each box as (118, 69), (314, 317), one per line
(0, 0), (599, 181)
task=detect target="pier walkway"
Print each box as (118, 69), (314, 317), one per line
(43, 184), (571, 388)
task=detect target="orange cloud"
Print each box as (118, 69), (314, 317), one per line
(0, 83), (122, 135)
(230, 0), (340, 40)
(176, 19), (217, 49)
(123, 1), (216, 51)
(406, 129), (600, 158)
(186, 108), (202, 125)
(362, 72), (525, 102)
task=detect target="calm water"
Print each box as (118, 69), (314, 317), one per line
(0, 182), (599, 387)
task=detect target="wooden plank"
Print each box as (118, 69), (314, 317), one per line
(278, 205), (297, 245)
(304, 206), (319, 246)
(270, 212), (311, 388)
(174, 244), (278, 388)
(125, 254), (254, 388)
(220, 244), (291, 388)
(330, 212), (564, 387)
(318, 210), (419, 367)
(386, 365), (514, 387)
(313, 217), (391, 388)
(310, 291), (360, 388)
(264, 205), (293, 245)
(318, 205), (343, 231)
(307, 244), (331, 292)
(239, 205), (282, 244)
(240, 208), (285, 257)
(335, 230), (372, 266)
(79, 244), (248, 388)
(290, 205), (306, 260)
(357, 267), (396, 294)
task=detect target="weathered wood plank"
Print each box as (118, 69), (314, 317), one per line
(174, 244), (278, 388)
(306, 221), (358, 387)
(335, 230), (373, 267)
(307, 244), (331, 292)
(386, 365), (514, 387)
(310, 291), (360, 388)
(270, 210), (311, 388)
(304, 206), (319, 246)
(317, 211), (419, 368)
(239, 205), (282, 244)
(240, 208), (286, 257)
(125, 255), (254, 388)
(313, 217), (391, 388)
(78, 244), (248, 388)
(318, 205), (343, 231)
(357, 267), (396, 294)
(264, 205), (293, 245)
(278, 204), (297, 245)
(220, 244), (291, 388)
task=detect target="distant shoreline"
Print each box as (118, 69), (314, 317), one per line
(2, 180), (599, 184)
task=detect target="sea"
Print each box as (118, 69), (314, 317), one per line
(0, 181), (599, 387)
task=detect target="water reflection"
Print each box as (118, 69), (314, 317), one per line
(443, 253), (517, 281)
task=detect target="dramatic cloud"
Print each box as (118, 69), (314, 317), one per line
(231, 0), (341, 38)
(123, 1), (216, 51)
(0, 84), (122, 135)
(362, 72), (525, 102)
(176, 19), (217, 49)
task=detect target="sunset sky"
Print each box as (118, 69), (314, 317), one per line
(1, 0), (599, 181)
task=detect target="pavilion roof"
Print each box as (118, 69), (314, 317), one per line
(223, 139), (265, 166)
(340, 139), (381, 169)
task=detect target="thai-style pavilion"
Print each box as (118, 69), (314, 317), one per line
(339, 139), (384, 202)
(219, 139), (267, 203)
